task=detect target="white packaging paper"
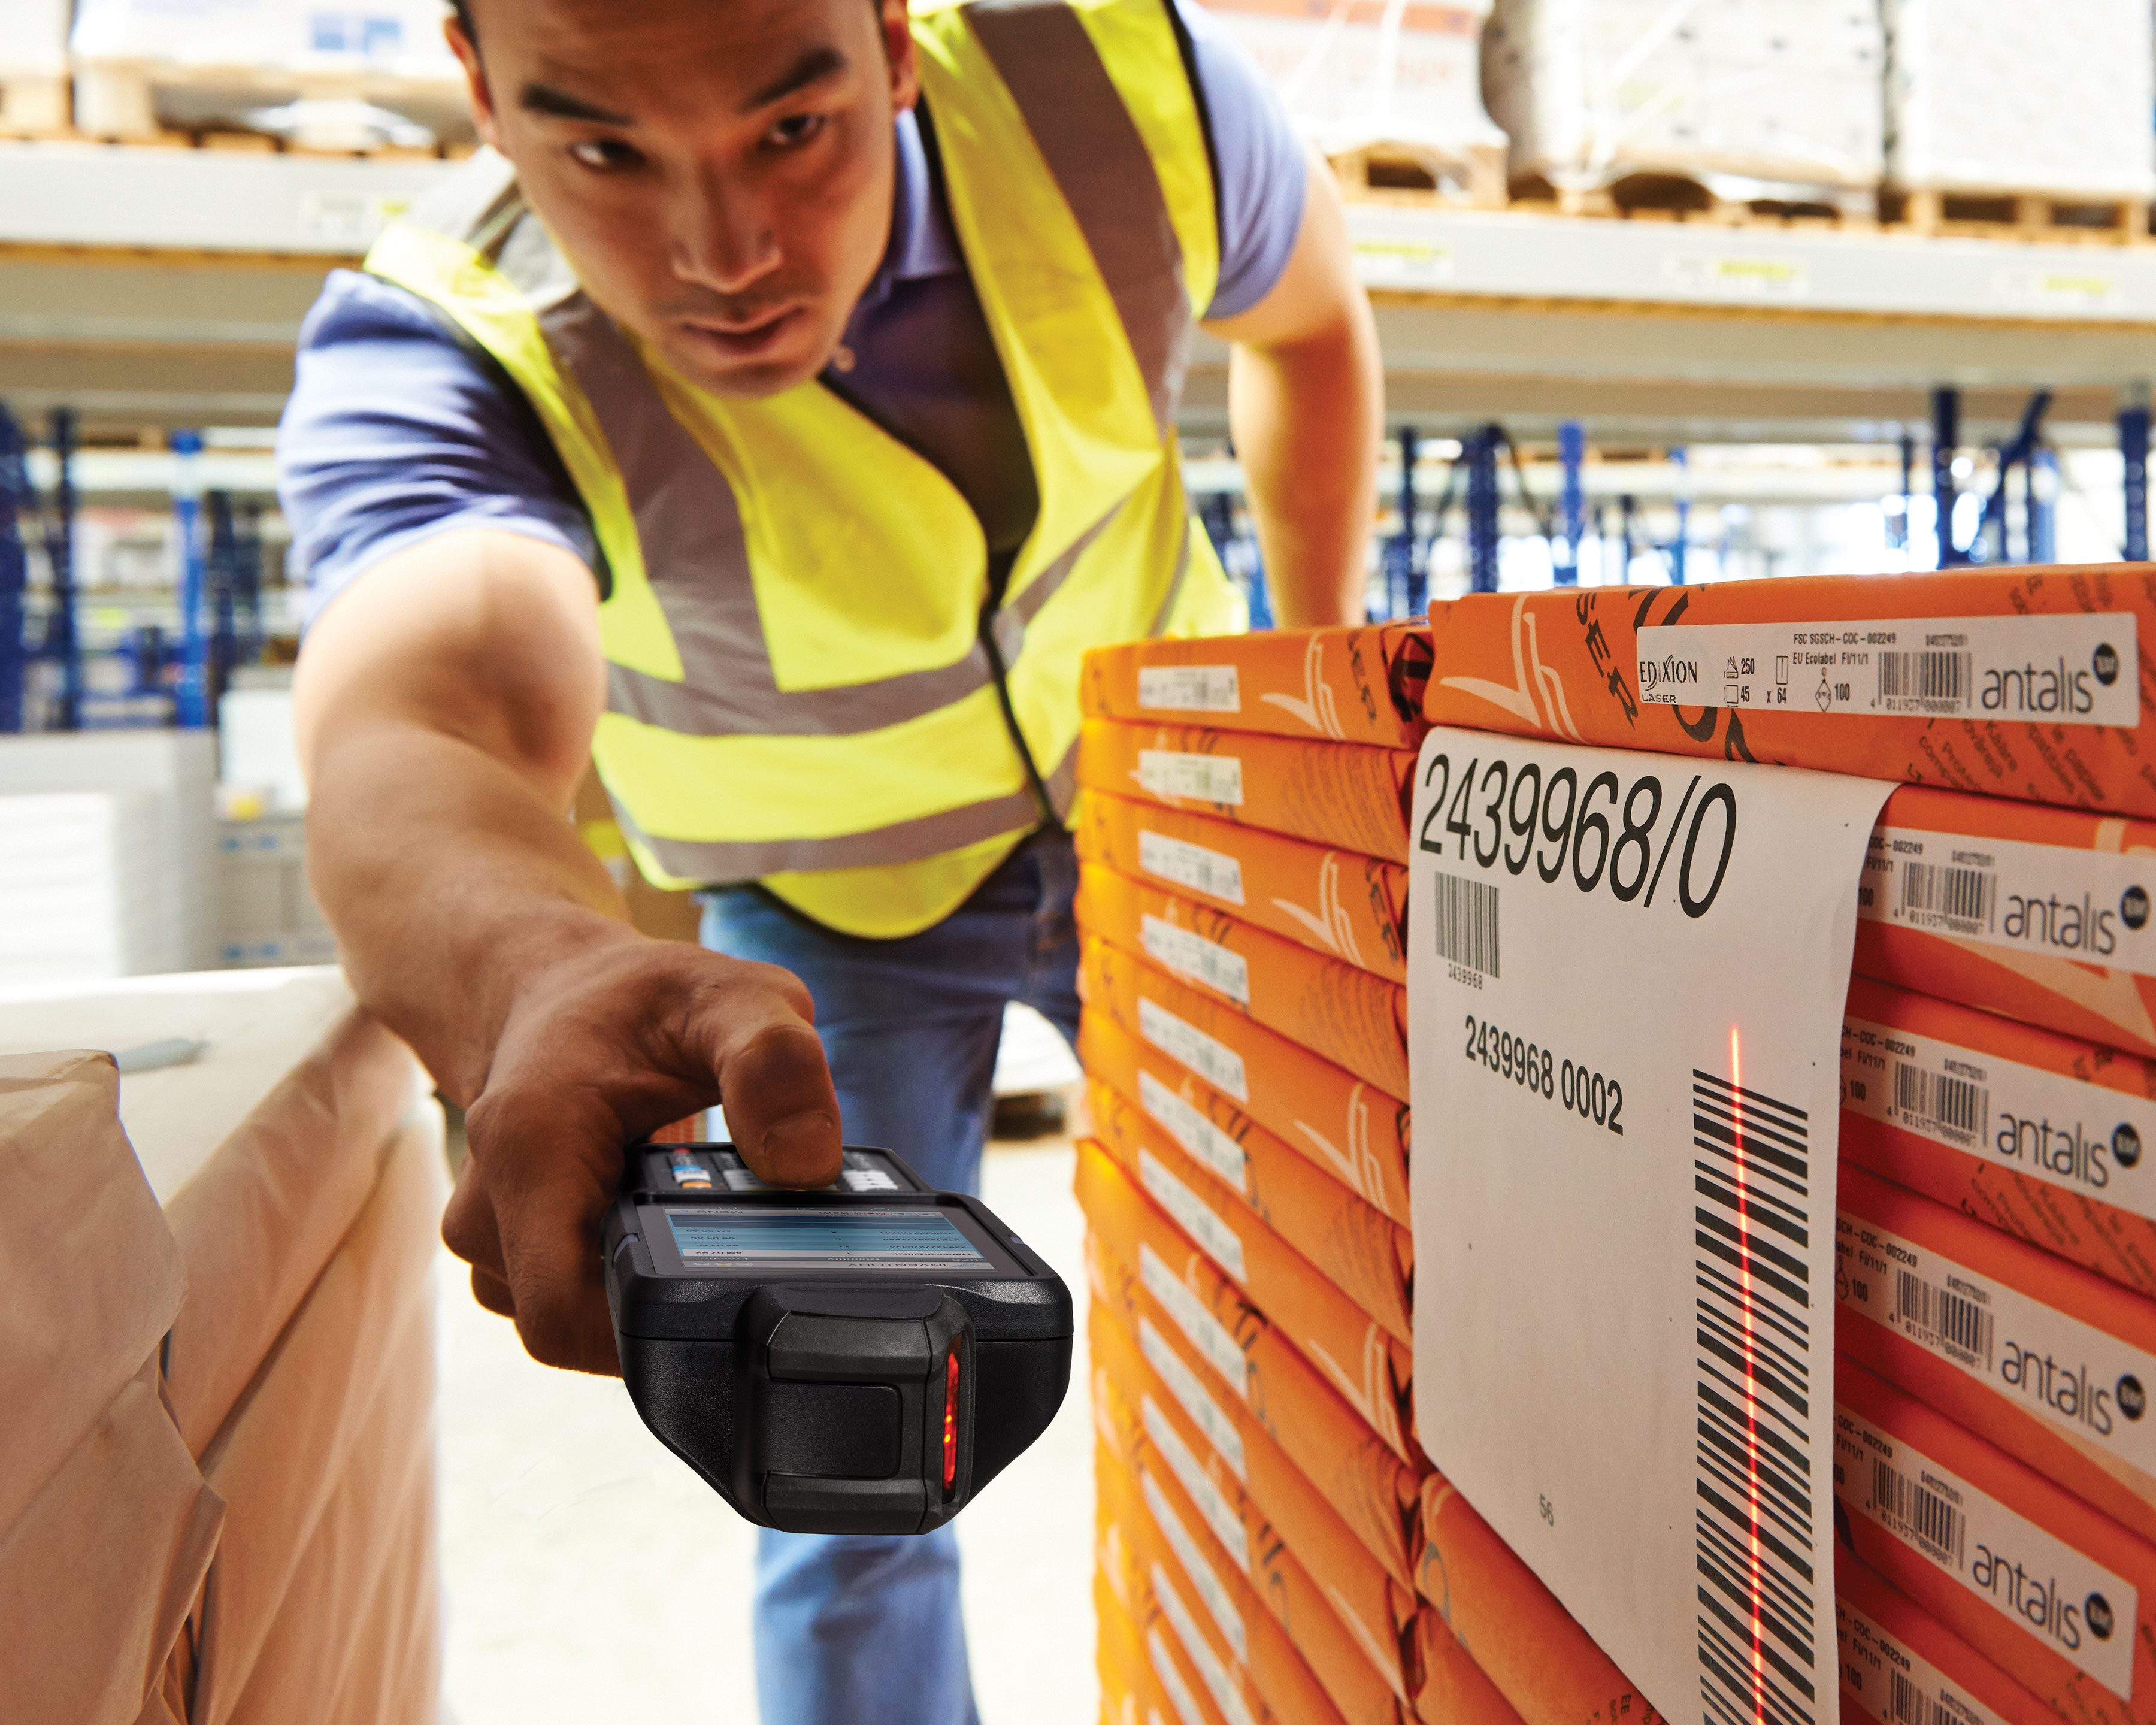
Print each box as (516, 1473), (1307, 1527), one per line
(1409, 725), (1894, 1724)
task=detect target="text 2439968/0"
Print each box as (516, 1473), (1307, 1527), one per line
(1463, 1015), (1625, 1136)
(1418, 751), (1739, 918)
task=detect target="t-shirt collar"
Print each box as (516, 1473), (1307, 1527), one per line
(857, 105), (963, 311)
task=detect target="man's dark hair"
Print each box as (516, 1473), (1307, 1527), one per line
(449, 0), (474, 38)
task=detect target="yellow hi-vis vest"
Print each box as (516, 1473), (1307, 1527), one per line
(361, 0), (1245, 938)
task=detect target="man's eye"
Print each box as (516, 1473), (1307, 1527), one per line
(568, 138), (643, 171)
(765, 113), (826, 150)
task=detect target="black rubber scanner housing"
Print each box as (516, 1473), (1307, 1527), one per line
(602, 1143), (1072, 1535)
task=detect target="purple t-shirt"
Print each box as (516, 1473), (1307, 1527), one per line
(280, 1), (1307, 621)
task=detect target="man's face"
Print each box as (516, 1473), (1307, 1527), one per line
(453, 0), (914, 398)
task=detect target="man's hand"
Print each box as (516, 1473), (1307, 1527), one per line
(295, 528), (842, 1375)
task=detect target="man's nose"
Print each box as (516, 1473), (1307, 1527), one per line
(667, 162), (781, 295)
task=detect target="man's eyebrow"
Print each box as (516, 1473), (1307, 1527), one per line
(520, 82), (635, 126)
(742, 46), (848, 112)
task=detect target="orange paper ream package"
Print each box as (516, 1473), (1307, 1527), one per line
(1097, 1435), (1374, 1725)
(1834, 1352), (2156, 1725)
(1422, 567), (2156, 817)
(1074, 791), (1410, 986)
(1077, 718), (1419, 862)
(1837, 1551), (2061, 1725)
(1078, 1151), (1426, 1587)
(1079, 934), (1411, 1215)
(1081, 621), (1434, 749)
(1415, 1475), (1664, 1725)
(1840, 975), (2156, 1300)
(1082, 1037), (1413, 1336)
(1088, 1296), (1425, 1712)
(1077, 862), (1410, 1098)
(1851, 782), (2156, 1059)
(1097, 1561), (1224, 1725)
(1837, 1158), (2156, 1545)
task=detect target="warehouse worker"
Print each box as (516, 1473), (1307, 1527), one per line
(281, 0), (1378, 1717)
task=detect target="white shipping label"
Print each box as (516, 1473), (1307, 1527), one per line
(1139, 830), (1246, 906)
(1150, 1564), (1256, 1725)
(1147, 1626), (1209, 1725)
(1140, 665), (1241, 713)
(1142, 1472), (1247, 1661)
(1140, 1070), (1251, 1196)
(1143, 913), (1253, 1006)
(1140, 1242), (1249, 1398)
(1857, 827), (2156, 977)
(1140, 1148), (1249, 1281)
(1834, 1405), (2137, 1697)
(1409, 726), (1895, 1725)
(1835, 1213), (2156, 1474)
(1140, 749), (1246, 807)
(1139, 997), (1249, 1101)
(1841, 1014), (2156, 1221)
(1142, 1395), (1249, 1570)
(1836, 1594), (2006, 1725)
(1140, 1315), (1247, 1479)
(1636, 613), (2137, 725)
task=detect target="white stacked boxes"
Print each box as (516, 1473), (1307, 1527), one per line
(0, 792), (161, 985)
(1481, 0), (1885, 198)
(0, 0), (72, 130)
(1884, 0), (2156, 204)
(216, 815), (334, 967)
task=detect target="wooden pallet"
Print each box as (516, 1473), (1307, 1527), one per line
(1886, 186), (2151, 246)
(0, 71), (69, 136)
(1509, 171), (1876, 229)
(1330, 140), (1507, 210)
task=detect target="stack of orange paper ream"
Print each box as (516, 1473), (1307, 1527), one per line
(1071, 622), (1664, 1725)
(1423, 566), (2156, 1725)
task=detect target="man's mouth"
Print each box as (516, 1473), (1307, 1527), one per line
(675, 305), (805, 361)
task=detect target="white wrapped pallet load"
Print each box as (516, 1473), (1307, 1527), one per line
(0, 0), (71, 131)
(1200, 0), (1507, 204)
(0, 792), (162, 985)
(1482, 0), (1885, 206)
(71, 0), (465, 144)
(1885, 0), (2155, 214)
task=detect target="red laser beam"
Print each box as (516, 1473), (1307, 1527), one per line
(1731, 1026), (1769, 1723)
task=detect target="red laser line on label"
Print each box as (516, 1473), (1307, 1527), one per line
(1731, 1025), (1768, 1724)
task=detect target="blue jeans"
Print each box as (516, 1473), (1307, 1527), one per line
(699, 828), (1082, 1725)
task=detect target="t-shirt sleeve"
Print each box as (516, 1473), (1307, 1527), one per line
(277, 268), (598, 629)
(1175, 0), (1310, 321)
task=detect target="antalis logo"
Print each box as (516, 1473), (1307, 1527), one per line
(1998, 1342), (2146, 1439)
(1981, 645), (2119, 716)
(1972, 1545), (2112, 1650)
(1637, 656), (1700, 695)
(1993, 1115), (2139, 1190)
(1998, 886), (2149, 957)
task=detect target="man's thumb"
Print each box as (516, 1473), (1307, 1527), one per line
(722, 1021), (843, 1187)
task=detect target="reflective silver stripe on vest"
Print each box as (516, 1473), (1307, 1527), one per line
(967, 0), (1195, 438)
(614, 737), (1080, 882)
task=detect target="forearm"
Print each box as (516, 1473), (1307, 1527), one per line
(307, 715), (634, 1106)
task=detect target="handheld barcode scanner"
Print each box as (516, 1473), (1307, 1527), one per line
(602, 1142), (1072, 1535)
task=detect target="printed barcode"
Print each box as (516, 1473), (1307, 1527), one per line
(1870, 1456), (1967, 1567)
(1888, 1668), (1948, 1725)
(1891, 1061), (1988, 1143)
(1893, 1267), (1996, 1370)
(1897, 861), (1997, 932)
(1434, 871), (1499, 978)
(1878, 650), (1973, 710)
(1690, 1066), (1819, 1725)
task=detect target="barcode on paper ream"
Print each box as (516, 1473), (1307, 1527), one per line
(1138, 998), (1249, 1101)
(1139, 749), (1244, 807)
(1139, 665), (1241, 713)
(1895, 860), (1997, 933)
(1138, 1070), (1250, 1194)
(1891, 1061), (1987, 1145)
(1690, 1066), (1820, 1725)
(1433, 871), (1499, 978)
(1138, 830), (1246, 906)
(1142, 914), (1253, 1006)
(1877, 650), (1973, 714)
(1869, 1456), (1967, 1567)
(1892, 1269), (1995, 1370)
(1889, 1669), (1947, 1725)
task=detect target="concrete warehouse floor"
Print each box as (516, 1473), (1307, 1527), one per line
(434, 1130), (1097, 1724)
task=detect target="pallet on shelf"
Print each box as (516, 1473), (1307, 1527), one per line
(1507, 169), (1876, 231)
(1330, 138), (1506, 211)
(0, 70), (68, 134)
(71, 60), (468, 151)
(1886, 184), (2151, 246)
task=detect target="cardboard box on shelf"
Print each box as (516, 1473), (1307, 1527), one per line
(1089, 1072), (1410, 1348)
(1834, 1352), (2156, 1724)
(1078, 719), (1419, 861)
(1423, 568), (2156, 818)
(1074, 789), (1411, 985)
(1082, 622), (1433, 749)
(1097, 1436), (1373, 1725)
(1080, 1162), (1426, 1588)
(1078, 862), (1409, 1097)
(1837, 1551), (2060, 1725)
(1415, 1475), (1663, 1725)
(1840, 975), (2156, 1299)
(1090, 1296), (1425, 1709)
(1083, 1042), (1413, 1333)
(1851, 782), (2156, 1058)
(1079, 934), (1411, 1216)
(1837, 1158), (2156, 1545)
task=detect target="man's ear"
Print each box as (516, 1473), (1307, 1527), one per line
(880, 0), (920, 112)
(446, 14), (502, 149)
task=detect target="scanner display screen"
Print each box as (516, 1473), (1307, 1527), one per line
(664, 1206), (989, 1271)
